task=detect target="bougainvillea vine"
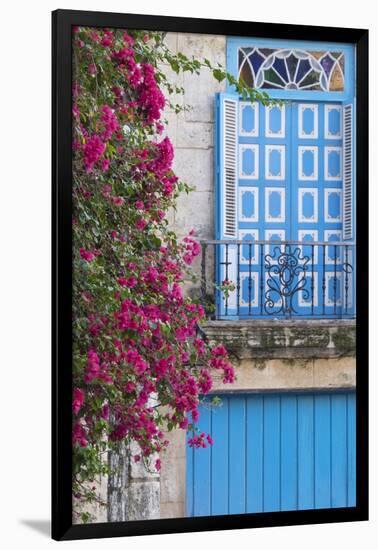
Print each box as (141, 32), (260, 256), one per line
(72, 27), (269, 521)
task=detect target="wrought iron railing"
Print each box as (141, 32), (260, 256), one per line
(201, 240), (355, 319)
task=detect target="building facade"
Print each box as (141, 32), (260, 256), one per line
(74, 31), (356, 523)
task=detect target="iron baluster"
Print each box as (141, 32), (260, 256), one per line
(237, 244), (241, 315)
(248, 243), (252, 316)
(311, 244), (315, 316)
(260, 243), (264, 315)
(287, 243), (292, 318)
(322, 245), (326, 316)
(225, 243), (229, 317)
(201, 242), (206, 308)
(345, 245), (349, 315)
(213, 243), (216, 320)
(333, 244), (338, 315)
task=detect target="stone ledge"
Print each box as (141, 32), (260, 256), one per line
(203, 319), (356, 360)
(210, 356), (356, 393)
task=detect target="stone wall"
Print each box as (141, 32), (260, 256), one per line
(72, 459), (107, 524)
(108, 441), (160, 522)
(159, 32), (226, 519)
(205, 319), (356, 392)
(162, 32), (226, 245)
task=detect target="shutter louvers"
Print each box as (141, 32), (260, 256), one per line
(222, 98), (238, 238)
(343, 103), (353, 240)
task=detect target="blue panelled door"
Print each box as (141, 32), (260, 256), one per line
(216, 96), (354, 318)
(291, 102), (345, 315)
(238, 99), (345, 316)
(186, 392), (356, 516)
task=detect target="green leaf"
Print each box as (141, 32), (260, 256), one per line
(169, 59), (180, 74)
(212, 68), (225, 83)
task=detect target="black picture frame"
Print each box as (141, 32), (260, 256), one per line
(52, 9), (369, 541)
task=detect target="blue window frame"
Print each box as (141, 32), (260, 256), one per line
(214, 38), (355, 319)
(226, 37), (355, 102)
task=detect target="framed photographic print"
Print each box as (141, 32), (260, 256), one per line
(52, 9), (368, 541)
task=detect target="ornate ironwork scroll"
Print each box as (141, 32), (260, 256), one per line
(264, 244), (310, 316)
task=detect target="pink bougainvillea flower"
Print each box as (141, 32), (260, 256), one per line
(179, 417), (189, 429)
(211, 344), (228, 357)
(73, 388), (85, 415)
(73, 422), (88, 448)
(135, 218), (147, 231)
(83, 135), (106, 172)
(101, 403), (109, 420)
(124, 381), (136, 393)
(88, 62), (97, 76)
(79, 247), (95, 262)
(123, 31), (135, 46)
(100, 158), (110, 172)
(117, 277), (137, 288)
(100, 30), (114, 47)
(100, 105), (120, 140)
(112, 196), (124, 206)
(90, 31), (100, 42)
(72, 104), (80, 118)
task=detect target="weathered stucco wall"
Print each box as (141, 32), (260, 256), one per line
(206, 319), (356, 392)
(162, 32), (226, 244)
(159, 32), (226, 519)
(73, 458), (108, 524)
(108, 441), (160, 523)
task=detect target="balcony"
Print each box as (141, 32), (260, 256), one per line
(200, 240), (355, 320)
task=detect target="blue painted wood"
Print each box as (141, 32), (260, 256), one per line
(238, 101), (292, 317)
(229, 396), (246, 513)
(297, 394), (315, 509)
(187, 392), (356, 516)
(192, 405), (211, 516)
(291, 102), (345, 317)
(216, 96), (355, 318)
(211, 398), (229, 515)
(215, 93), (240, 319)
(280, 395), (298, 510)
(331, 393), (348, 507)
(263, 396), (281, 511)
(246, 396), (264, 512)
(314, 394), (331, 508)
(347, 393), (356, 506)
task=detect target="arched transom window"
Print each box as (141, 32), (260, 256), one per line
(238, 47), (345, 92)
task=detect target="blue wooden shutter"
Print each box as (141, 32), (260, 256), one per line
(187, 392), (356, 516)
(342, 102), (354, 240)
(216, 93), (239, 239)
